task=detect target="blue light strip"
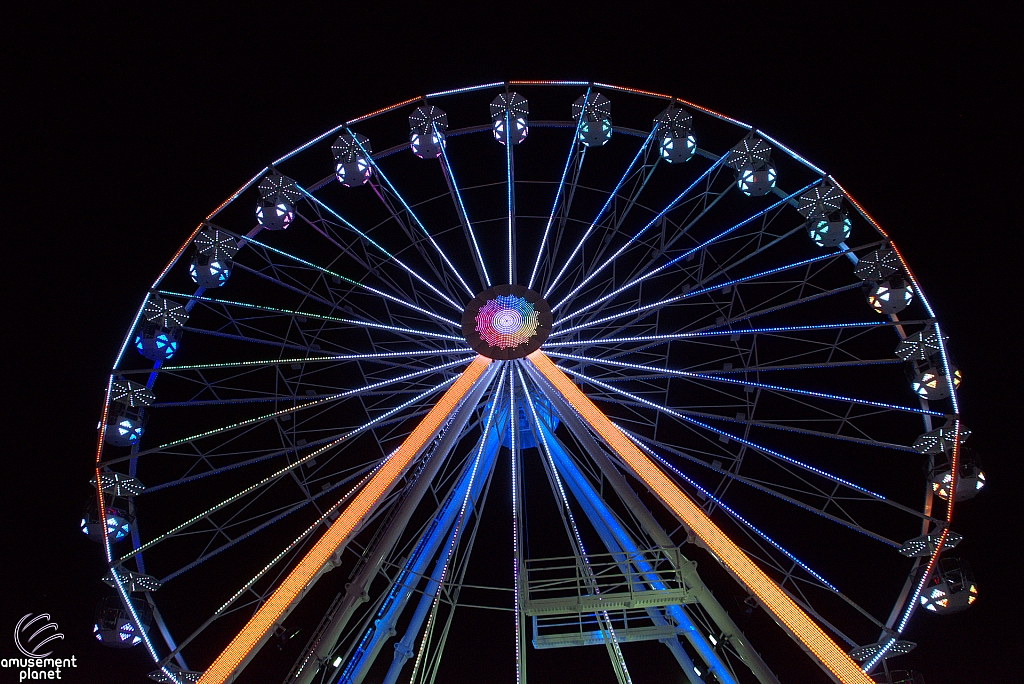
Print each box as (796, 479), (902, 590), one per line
(273, 123), (348, 166)
(349, 130), (476, 298)
(552, 154), (729, 312)
(374, 382), (508, 684)
(933, 322), (960, 415)
(528, 87), (590, 289)
(298, 186), (465, 311)
(114, 293), (151, 368)
(755, 130), (827, 176)
(507, 109), (515, 284)
(552, 363), (892, 502)
(522, 375), (633, 681)
(242, 235), (462, 324)
(524, 388), (732, 684)
(551, 251), (856, 337)
(438, 129), (492, 287)
(545, 123), (661, 299)
(510, 368), (524, 684)
(546, 350), (941, 417)
(543, 320), (905, 347)
(861, 636), (898, 672)
(339, 440), (501, 684)
(156, 290), (465, 342)
(557, 181), (818, 322)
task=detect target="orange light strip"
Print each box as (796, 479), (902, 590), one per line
(826, 177), (890, 240)
(346, 96), (423, 125)
(592, 82), (673, 99)
(508, 79), (590, 86)
(528, 351), (873, 684)
(197, 355), (491, 684)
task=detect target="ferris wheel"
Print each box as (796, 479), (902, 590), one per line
(85, 81), (983, 684)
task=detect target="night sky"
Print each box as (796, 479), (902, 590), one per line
(3, 6), (1018, 683)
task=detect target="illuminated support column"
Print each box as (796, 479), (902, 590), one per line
(379, 409), (507, 684)
(526, 351), (873, 684)
(289, 368), (498, 684)
(534, 419), (711, 684)
(197, 356), (493, 684)
(341, 399), (508, 684)
(532, 379), (780, 684)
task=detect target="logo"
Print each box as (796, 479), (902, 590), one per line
(14, 614), (64, 658)
(2, 612), (77, 681)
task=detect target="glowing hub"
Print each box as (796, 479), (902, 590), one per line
(462, 285), (552, 360)
(478, 296), (536, 346)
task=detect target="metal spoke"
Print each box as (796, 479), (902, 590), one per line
(156, 290), (462, 339)
(545, 123), (659, 298)
(551, 152), (729, 313)
(105, 363), (466, 467)
(552, 250), (857, 337)
(552, 363), (936, 527)
(351, 130), (476, 299)
(298, 186), (464, 311)
(528, 100), (588, 289)
(241, 234), (463, 317)
(437, 137), (491, 288)
(549, 351), (942, 417)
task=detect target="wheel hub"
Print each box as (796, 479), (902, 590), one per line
(462, 285), (552, 359)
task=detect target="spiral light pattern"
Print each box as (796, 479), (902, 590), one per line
(474, 295), (539, 350)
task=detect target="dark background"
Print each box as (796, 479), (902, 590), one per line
(2, 5), (1018, 683)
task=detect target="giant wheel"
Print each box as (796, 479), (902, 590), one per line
(86, 82), (980, 684)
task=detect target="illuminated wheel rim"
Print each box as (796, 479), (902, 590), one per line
(89, 82), (967, 684)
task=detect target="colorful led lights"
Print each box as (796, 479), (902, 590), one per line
(476, 295), (538, 349)
(462, 285), (552, 360)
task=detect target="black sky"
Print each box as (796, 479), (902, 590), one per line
(3, 5), (1019, 683)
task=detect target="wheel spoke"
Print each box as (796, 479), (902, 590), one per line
(551, 152), (729, 313)
(545, 123), (659, 298)
(157, 290), (462, 339)
(548, 351), (942, 417)
(298, 186), (465, 311)
(352, 130), (476, 299)
(529, 99), (588, 289)
(438, 137), (492, 288)
(550, 363), (937, 528)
